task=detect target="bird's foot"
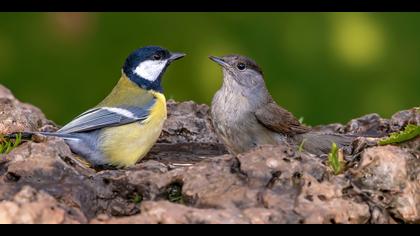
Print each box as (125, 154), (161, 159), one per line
(92, 164), (119, 172)
(61, 154), (92, 169)
(351, 137), (380, 155)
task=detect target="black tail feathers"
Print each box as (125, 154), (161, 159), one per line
(4, 132), (76, 141)
(4, 132), (35, 140)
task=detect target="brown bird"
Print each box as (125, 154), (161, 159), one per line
(209, 54), (354, 155)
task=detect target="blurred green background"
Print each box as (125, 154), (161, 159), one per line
(0, 13), (418, 126)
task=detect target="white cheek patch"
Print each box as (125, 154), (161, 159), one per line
(134, 60), (168, 82)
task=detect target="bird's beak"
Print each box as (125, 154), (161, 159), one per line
(169, 52), (186, 62)
(209, 56), (230, 69)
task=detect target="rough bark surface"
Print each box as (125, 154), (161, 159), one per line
(0, 84), (418, 224)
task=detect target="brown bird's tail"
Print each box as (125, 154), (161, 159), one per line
(294, 132), (356, 155)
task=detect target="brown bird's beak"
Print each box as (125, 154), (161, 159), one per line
(169, 52), (186, 62)
(209, 56), (230, 69)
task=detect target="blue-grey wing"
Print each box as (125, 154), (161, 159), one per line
(57, 100), (156, 134)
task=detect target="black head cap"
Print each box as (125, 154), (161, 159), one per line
(122, 46), (185, 92)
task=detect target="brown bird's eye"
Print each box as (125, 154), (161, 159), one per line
(237, 63), (246, 70)
(153, 54), (162, 60)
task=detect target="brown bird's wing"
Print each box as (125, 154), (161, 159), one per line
(255, 101), (310, 135)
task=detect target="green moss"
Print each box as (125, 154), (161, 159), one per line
(327, 142), (344, 175)
(379, 124), (420, 145)
(167, 183), (184, 204)
(132, 194), (143, 204)
(298, 117), (305, 124)
(298, 138), (306, 153)
(0, 133), (22, 154)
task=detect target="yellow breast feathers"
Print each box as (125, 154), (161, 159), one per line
(100, 90), (167, 167)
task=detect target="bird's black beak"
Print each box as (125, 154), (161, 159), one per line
(209, 56), (230, 69)
(169, 52), (186, 62)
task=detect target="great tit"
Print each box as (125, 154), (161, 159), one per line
(209, 54), (354, 155)
(11, 46), (185, 168)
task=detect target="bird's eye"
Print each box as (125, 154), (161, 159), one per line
(237, 63), (246, 71)
(153, 54), (162, 60)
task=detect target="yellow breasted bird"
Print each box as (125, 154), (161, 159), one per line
(11, 46), (185, 168)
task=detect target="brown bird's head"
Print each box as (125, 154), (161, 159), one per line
(209, 54), (266, 89)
